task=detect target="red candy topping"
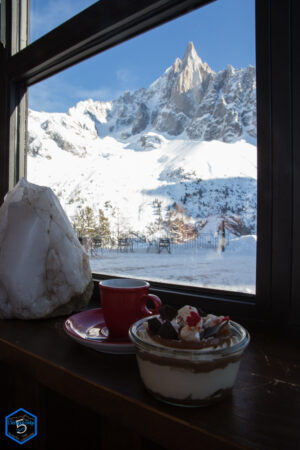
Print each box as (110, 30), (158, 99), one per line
(221, 315), (230, 322)
(186, 311), (201, 327)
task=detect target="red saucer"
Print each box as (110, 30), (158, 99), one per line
(64, 308), (135, 354)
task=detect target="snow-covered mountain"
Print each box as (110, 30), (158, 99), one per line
(27, 42), (257, 236)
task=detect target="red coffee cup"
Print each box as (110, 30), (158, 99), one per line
(99, 278), (162, 339)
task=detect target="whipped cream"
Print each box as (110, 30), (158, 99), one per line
(177, 305), (199, 323)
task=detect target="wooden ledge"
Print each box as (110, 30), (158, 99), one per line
(0, 305), (299, 450)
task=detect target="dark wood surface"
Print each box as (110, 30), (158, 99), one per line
(0, 300), (299, 450)
(291, 0), (300, 324)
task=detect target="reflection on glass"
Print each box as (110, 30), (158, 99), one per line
(30, 0), (97, 42)
(27, 0), (257, 293)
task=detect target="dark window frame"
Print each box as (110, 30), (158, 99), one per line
(0, 0), (299, 331)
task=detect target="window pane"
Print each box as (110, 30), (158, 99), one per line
(27, 0), (257, 294)
(30, 0), (97, 43)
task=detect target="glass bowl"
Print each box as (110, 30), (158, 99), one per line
(129, 315), (250, 407)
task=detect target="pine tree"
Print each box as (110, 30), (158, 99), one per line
(96, 209), (111, 243)
(152, 198), (163, 230)
(109, 206), (130, 242)
(72, 206), (97, 238)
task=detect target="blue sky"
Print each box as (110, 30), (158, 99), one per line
(29, 0), (255, 112)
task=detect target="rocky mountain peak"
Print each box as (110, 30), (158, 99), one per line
(169, 42), (214, 117)
(148, 43), (256, 142)
(182, 41), (202, 66)
(29, 43), (256, 146)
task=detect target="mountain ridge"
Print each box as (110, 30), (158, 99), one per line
(36, 41), (255, 145)
(27, 42), (257, 237)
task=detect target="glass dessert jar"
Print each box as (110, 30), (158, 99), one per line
(129, 316), (250, 407)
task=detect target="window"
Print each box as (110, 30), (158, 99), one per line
(1, 0), (299, 328)
(27, 0), (257, 295)
(30, 0), (97, 43)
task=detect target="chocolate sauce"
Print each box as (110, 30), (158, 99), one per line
(147, 329), (233, 350)
(136, 348), (242, 372)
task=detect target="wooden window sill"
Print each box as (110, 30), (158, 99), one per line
(0, 299), (299, 450)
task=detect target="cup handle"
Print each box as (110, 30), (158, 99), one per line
(141, 294), (162, 317)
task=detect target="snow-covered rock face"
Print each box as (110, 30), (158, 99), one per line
(0, 179), (93, 319)
(28, 42), (256, 145)
(27, 42), (257, 236)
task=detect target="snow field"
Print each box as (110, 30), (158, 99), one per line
(90, 235), (256, 294)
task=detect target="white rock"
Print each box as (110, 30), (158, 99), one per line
(0, 178), (93, 319)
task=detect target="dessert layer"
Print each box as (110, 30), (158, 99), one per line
(146, 387), (233, 407)
(147, 331), (234, 350)
(137, 349), (242, 371)
(137, 356), (240, 400)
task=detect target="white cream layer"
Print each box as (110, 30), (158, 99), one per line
(137, 356), (240, 400)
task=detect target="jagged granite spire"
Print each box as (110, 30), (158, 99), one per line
(169, 42), (214, 116)
(182, 41), (203, 66)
